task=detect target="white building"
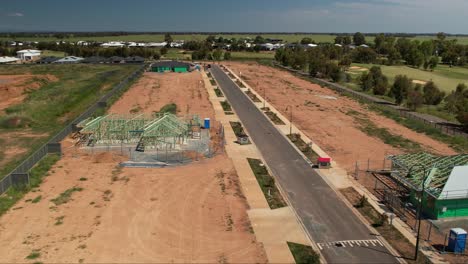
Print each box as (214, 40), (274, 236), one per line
(146, 42), (167, 47)
(0, 56), (20, 64)
(54, 56), (84, 64)
(17, 49), (41, 61)
(101, 41), (125, 48)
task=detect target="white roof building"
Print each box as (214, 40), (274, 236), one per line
(54, 56), (84, 64)
(101, 41), (125, 48)
(17, 49), (41, 61)
(0, 56), (20, 64)
(146, 42), (167, 47)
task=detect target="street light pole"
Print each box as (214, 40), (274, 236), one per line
(408, 164), (428, 261)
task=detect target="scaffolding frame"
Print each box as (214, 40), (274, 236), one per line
(77, 113), (198, 149)
(388, 153), (468, 198)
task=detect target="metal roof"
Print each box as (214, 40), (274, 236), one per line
(0, 56), (19, 63)
(389, 153), (468, 199)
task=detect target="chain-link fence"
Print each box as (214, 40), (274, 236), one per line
(274, 63), (468, 139)
(355, 159), (468, 259)
(0, 64), (146, 195)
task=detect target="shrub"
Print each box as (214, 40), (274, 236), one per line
(159, 103), (177, 114)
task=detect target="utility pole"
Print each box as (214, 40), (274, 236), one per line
(408, 164), (428, 261)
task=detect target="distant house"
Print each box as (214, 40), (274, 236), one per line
(54, 56), (84, 64)
(108, 56), (125, 64)
(82, 56), (108, 64)
(77, 41), (90, 46)
(17, 49), (41, 61)
(360, 44), (370, 48)
(151, 61), (191, 73)
(101, 41), (125, 48)
(37, 56), (60, 64)
(0, 56), (20, 64)
(125, 56), (145, 64)
(146, 42), (167, 48)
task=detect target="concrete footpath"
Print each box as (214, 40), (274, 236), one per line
(202, 70), (311, 263)
(223, 65), (447, 264)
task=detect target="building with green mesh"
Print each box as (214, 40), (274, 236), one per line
(151, 61), (191, 73)
(389, 153), (468, 219)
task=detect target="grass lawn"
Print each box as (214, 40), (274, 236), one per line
(41, 50), (66, 57)
(287, 242), (321, 264)
(231, 51), (275, 60)
(0, 64), (139, 178)
(247, 158), (287, 209)
(349, 63), (468, 93)
(162, 48), (191, 60)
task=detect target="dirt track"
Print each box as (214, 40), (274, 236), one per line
(0, 71), (267, 263)
(225, 62), (457, 172)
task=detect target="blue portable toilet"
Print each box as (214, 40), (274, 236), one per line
(448, 228), (467, 253)
(204, 118), (211, 129)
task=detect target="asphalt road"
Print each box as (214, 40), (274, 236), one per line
(211, 65), (399, 263)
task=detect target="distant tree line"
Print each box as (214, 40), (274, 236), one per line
(274, 32), (468, 131)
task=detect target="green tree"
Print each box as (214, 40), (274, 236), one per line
(360, 66), (388, 95)
(423, 81), (445, 105)
(387, 47), (402, 65)
(445, 83), (468, 113)
(351, 47), (377, 63)
(338, 56), (352, 70)
(353, 32), (366, 45)
(406, 43), (425, 68)
(164, 33), (173, 47)
(254, 35), (265, 44)
(374, 33), (386, 53)
(206, 35), (216, 44)
(390, 75), (412, 104)
(428, 56), (438, 71)
(395, 38), (412, 60)
(334, 36), (344, 45)
(343, 36), (352, 45)
(212, 49), (223, 61)
(160, 47), (168, 55)
(407, 84), (424, 110)
(301, 37), (313, 45)
(224, 51), (232, 60)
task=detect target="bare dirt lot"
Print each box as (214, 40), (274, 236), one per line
(225, 62), (457, 172)
(0, 71), (266, 263)
(0, 74), (57, 113)
(109, 72), (214, 121)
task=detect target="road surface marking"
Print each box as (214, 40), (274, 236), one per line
(316, 239), (384, 251)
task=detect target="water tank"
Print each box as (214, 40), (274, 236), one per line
(448, 228), (467, 253)
(204, 118), (211, 129)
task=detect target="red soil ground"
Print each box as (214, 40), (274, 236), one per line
(0, 74), (57, 113)
(0, 71), (267, 263)
(225, 62), (456, 172)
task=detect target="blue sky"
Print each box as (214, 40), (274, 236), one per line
(0, 0), (467, 33)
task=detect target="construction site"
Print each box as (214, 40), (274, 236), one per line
(0, 69), (268, 263)
(74, 112), (213, 166)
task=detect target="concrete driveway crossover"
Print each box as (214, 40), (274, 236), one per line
(210, 65), (399, 263)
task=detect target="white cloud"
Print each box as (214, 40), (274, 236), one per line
(7, 12), (24, 17)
